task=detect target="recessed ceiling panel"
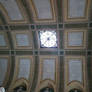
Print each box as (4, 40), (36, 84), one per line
(64, 0), (90, 21)
(68, 32), (83, 46)
(64, 29), (87, 49)
(39, 56), (58, 84)
(33, 0), (52, 19)
(0, 58), (8, 85)
(27, 0), (56, 22)
(68, 0), (86, 18)
(11, 31), (32, 49)
(0, 0), (23, 20)
(18, 58), (31, 79)
(64, 56), (87, 92)
(42, 59), (55, 80)
(16, 34), (29, 46)
(69, 59), (82, 82)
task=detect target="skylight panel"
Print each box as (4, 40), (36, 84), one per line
(39, 30), (57, 48)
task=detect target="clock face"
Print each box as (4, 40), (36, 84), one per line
(39, 30), (57, 48)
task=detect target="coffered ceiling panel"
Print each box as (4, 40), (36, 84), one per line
(27, 0), (56, 23)
(35, 56), (58, 92)
(16, 34), (30, 46)
(39, 56), (58, 83)
(0, 0), (23, 20)
(64, 56), (87, 92)
(68, 32), (83, 46)
(18, 58), (31, 79)
(33, 0), (52, 19)
(68, 59), (82, 82)
(9, 56), (34, 92)
(42, 59), (55, 81)
(11, 31), (33, 49)
(64, 29), (87, 49)
(16, 56), (33, 80)
(0, 56), (10, 86)
(0, 0), (28, 24)
(69, 0), (86, 18)
(64, 0), (90, 22)
(0, 32), (9, 49)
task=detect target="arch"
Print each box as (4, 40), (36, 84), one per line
(38, 80), (56, 92)
(67, 82), (84, 92)
(12, 79), (28, 90)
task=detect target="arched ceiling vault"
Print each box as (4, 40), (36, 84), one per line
(0, 0), (92, 92)
(0, 0), (91, 24)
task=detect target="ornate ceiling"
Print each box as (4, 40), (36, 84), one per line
(0, 0), (92, 92)
(0, 0), (91, 24)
